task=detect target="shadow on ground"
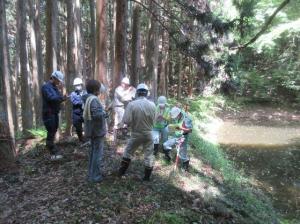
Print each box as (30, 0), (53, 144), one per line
(0, 137), (278, 223)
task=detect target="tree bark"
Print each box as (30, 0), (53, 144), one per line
(177, 53), (182, 100)
(188, 57), (194, 97)
(108, 0), (115, 91)
(12, 1), (20, 134)
(90, 0), (96, 79)
(0, 0), (16, 164)
(95, 0), (107, 86)
(29, 0), (42, 126)
(45, 0), (58, 80)
(66, 0), (82, 135)
(158, 26), (168, 97)
(18, 0), (33, 134)
(131, 0), (141, 88)
(113, 0), (128, 90)
(34, 0), (44, 100)
(146, 0), (159, 99)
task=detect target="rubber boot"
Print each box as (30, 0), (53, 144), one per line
(118, 157), (131, 176)
(182, 160), (190, 172)
(142, 166), (153, 181)
(46, 140), (56, 155)
(153, 144), (159, 156)
(77, 131), (84, 142)
(163, 148), (171, 162)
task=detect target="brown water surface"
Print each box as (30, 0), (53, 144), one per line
(217, 115), (300, 220)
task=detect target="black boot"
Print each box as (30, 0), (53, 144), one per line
(77, 131), (84, 142)
(46, 140), (55, 155)
(163, 149), (171, 162)
(153, 144), (159, 156)
(142, 166), (153, 181)
(182, 160), (190, 172)
(118, 158), (131, 176)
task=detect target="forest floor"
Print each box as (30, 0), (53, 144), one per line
(1, 136), (232, 224)
(2, 103), (298, 223)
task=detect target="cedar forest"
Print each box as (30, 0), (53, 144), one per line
(0, 0), (299, 223)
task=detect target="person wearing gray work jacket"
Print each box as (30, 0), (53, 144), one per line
(118, 83), (156, 181)
(82, 80), (107, 183)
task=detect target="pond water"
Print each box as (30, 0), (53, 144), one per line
(217, 120), (300, 220)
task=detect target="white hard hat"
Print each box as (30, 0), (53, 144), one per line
(170, 106), (181, 119)
(73, 77), (83, 86)
(121, 77), (130, 85)
(157, 96), (167, 106)
(51, 71), (64, 83)
(99, 83), (106, 94)
(136, 83), (149, 91)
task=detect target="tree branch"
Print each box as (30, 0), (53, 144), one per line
(129, 0), (178, 43)
(239, 0), (290, 49)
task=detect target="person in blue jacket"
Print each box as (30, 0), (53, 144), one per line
(70, 77), (85, 142)
(41, 71), (66, 160)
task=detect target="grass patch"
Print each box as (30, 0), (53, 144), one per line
(145, 211), (185, 224)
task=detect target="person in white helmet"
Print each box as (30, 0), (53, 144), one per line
(70, 77), (85, 142)
(113, 77), (136, 129)
(152, 96), (170, 156)
(41, 71), (66, 160)
(118, 83), (156, 181)
(163, 106), (193, 171)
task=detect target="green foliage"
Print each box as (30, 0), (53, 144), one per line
(146, 211), (185, 224)
(188, 96), (225, 120)
(224, 185), (278, 224)
(27, 128), (47, 139)
(231, 29), (300, 103)
(189, 130), (243, 183)
(280, 218), (300, 224)
(224, 0), (300, 103)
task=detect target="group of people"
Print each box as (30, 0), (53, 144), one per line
(41, 71), (193, 183)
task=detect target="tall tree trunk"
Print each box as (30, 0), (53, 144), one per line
(58, 1), (67, 75)
(131, 0), (141, 88)
(168, 41), (175, 98)
(18, 0), (33, 134)
(0, 0), (16, 164)
(29, 0), (42, 126)
(177, 53), (182, 100)
(90, 0), (96, 79)
(188, 57), (194, 97)
(12, 1), (20, 134)
(58, 0), (67, 134)
(108, 0), (115, 90)
(66, 0), (81, 135)
(34, 0), (44, 98)
(146, 0), (159, 99)
(113, 0), (128, 90)
(95, 0), (107, 86)
(158, 26), (168, 96)
(45, 0), (58, 80)
(74, 0), (83, 78)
